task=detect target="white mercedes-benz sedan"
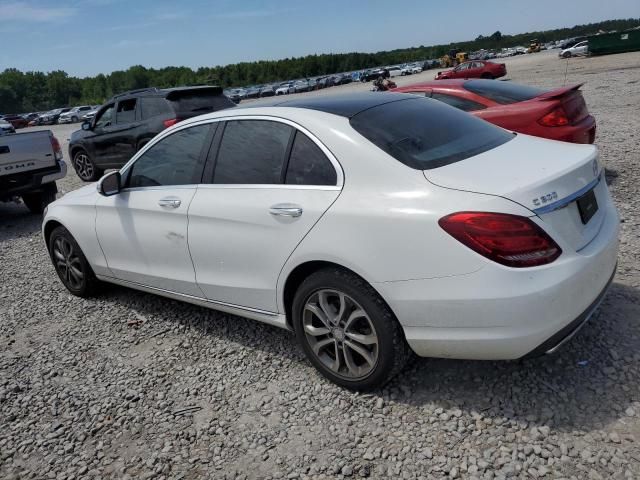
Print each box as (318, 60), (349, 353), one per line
(43, 93), (619, 390)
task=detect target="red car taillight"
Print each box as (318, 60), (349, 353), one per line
(438, 212), (562, 268)
(538, 107), (570, 127)
(50, 135), (63, 161)
(163, 118), (181, 128)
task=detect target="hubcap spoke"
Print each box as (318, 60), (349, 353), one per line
(305, 303), (331, 329)
(303, 323), (330, 337)
(344, 340), (375, 367)
(345, 331), (378, 346)
(312, 337), (334, 355)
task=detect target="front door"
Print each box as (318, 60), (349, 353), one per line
(188, 119), (342, 312)
(96, 123), (212, 295)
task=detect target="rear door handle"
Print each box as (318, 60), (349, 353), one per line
(269, 204), (303, 217)
(158, 198), (181, 208)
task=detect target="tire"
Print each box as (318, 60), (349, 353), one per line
(71, 116), (78, 122)
(292, 267), (412, 391)
(481, 73), (494, 79)
(72, 149), (102, 182)
(48, 226), (100, 297)
(563, 51), (571, 58)
(21, 183), (57, 214)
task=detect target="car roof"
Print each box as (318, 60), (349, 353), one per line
(244, 92), (413, 118)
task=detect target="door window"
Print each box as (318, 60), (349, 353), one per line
(94, 104), (115, 128)
(472, 62), (485, 69)
(285, 132), (337, 186)
(212, 120), (293, 184)
(431, 92), (486, 112)
(126, 124), (210, 188)
(140, 97), (172, 119)
(116, 99), (137, 124)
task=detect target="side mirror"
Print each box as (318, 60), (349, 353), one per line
(97, 171), (121, 196)
(81, 121), (91, 131)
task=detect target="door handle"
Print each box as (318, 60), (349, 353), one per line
(269, 204), (303, 217)
(158, 198), (181, 208)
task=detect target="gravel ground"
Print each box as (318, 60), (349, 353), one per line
(1, 50), (640, 479)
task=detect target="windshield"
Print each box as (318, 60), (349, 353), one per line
(350, 97), (513, 170)
(463, 80), (546, 104)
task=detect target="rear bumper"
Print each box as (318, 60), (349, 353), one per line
(376, 197), (619, 360)
(0, 160), (66, 198)
(557, 115), (596, 144)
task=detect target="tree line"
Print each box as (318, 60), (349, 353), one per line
(1, 18), (638, 114)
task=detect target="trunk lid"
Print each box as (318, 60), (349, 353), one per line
(424, 134), (606, 251)
(0, 130), (57, 176)
(536, 84), (589, 124)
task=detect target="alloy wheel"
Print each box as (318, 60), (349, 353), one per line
(52, 236), (84, 290)
(302, 289), (379, 380)
(74, 153), (94, 180)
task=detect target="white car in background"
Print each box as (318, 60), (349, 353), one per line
(386, 66), (403, 77)
(58, 106), (93, 123)
(81, 106), (101, 121)
(276, 83), (294, 95)
(43, 93), (619, 391)
(560, 41), (589, 58)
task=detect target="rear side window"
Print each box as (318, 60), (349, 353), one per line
(464, 80), (545, 104)
(431, 92), (486, 112)
(169, 91), (236, 115)
(286, 132), (337, 186)
(116, 99), (136, 124)
(140, 97), (172, 119)
(127, 124), (210, 188)
(350, 97), (513, 170)
(213, 120), (293, 184)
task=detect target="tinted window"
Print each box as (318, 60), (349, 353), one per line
(431, 92), (486, 112)
(116, 99), (136, 124)
(213, 120), (293, 184)
(140, 97), (172, 119)
(169, 92), (235, 115)
(350, 97), (513, 170)
(463, 80), (546, 104)
(95, 104), (114, 128)
(405, 91), (429, 97)
(127, 124), (210, 188)
(286, 132), (337, 186)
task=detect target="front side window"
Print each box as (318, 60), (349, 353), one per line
(94, 104), (114, 129)
(431, 92), (486, 112)
(127, 124), (210, 188)
(212, 120), (293, 184)
(350, 97), (513, 170)
(116, 99), (136, 124)
(285, 132), (337, 186)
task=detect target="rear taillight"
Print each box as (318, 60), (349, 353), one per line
(163, 118), (181, 129)
(439, 212), (562, 268)
(538, 107), (570, 127)
(50, 135), (63, 161)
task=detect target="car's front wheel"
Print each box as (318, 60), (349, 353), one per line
(292, 268), (411, 391)
(563, 51), (571, 58)
(48, 226), (100, 297)
(72, 149), (103, 182)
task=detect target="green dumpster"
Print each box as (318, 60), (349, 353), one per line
(589, 28), (640, 55)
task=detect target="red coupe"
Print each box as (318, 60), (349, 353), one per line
(392, 79), (596, 144)
(435, 60), (506, 80)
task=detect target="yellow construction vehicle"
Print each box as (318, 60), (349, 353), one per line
(456, 52), (469, 64)
(528, 39), (541, 53)
(440, 49), (468, 68)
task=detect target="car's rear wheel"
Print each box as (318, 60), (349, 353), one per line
(48, 226), (100, 297)
(73, 149), (102, 182)
(22, 183), (57, 214)
(481, 72), (494, 79)
(292, 267), (411, 391)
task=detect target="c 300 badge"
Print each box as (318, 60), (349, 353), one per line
(532, 191), (558, 207)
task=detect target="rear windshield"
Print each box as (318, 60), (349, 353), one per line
(350, 97), (513, 170)
(168, 92), (236, 115)
(463, 80), (546, 104)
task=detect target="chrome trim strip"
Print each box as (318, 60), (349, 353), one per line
(533, 172), (601, 215)
(98, 276), (279, 317)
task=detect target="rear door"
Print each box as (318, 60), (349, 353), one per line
(188, 118), (342, 312)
